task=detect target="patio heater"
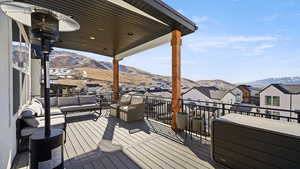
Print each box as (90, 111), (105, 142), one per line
(0, 2), (79, 169)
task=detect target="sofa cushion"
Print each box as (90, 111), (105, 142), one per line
(79, 95), (97, 105)
(120, 95), (131, 105)
(50, 107), (62, 115)
(23, 117), (39, 128)
(110, 104), (119, 109)
(120, 106), (129, 112)
(37, 97), (58, 107)
(21, 108), (36, 117)
(131, 96), (144, 105)
(80, 104), (99, 110)
(23, 100), (44, 117)
(58, 97), (79, 107)
(60, 105), (82, 112)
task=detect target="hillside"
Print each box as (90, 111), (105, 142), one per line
(197, 79), (236, 90)
(50, 50), (198, 88)
(247, 77), (300, 88)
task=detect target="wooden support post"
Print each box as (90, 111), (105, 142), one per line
(171, 30), (182, 129)
(113, 58), (119, 102)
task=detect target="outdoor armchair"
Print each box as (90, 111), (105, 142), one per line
(110, 94), (132, 117)
(119, 95), (145, 122)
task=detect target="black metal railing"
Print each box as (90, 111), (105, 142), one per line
(127, 94), (300, 139)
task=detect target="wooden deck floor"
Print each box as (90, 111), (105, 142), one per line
(13, 111), (225, 169)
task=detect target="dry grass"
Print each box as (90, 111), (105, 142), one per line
(74, 67), (153, 85)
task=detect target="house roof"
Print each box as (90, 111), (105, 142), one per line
(185, 86), (227, 100)
(269, 84), (300, 94)
(238, 85), (261, 92)
(16, 0), (197, 59)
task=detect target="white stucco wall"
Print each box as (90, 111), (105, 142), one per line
(183, 88), (210, 104)
(231, 88), (243, 103)
(221, 92), (236, 104)
(260, 85), (298, 119)
(183, 88), (221, 107)
(0, 10), (16, 169)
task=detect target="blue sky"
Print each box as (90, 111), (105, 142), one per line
(58, 0), (300, 83)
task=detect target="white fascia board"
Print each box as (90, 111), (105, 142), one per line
(107, 0), (168, 26)
(115, 32), (172, 60)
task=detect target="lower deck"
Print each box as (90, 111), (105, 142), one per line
(13, 111), (225, 169)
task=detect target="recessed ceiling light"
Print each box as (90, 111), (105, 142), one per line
(90, 36), (95, 40)
(128, 32), (134, 36)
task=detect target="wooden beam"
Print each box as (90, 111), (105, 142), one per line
(171, 30), (182, 129)
(113, 58), (119, 102)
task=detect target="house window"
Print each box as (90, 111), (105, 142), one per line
(273, 96), (280, 106)
(265, 96), (272, 105)
(236, 94), (241, 102)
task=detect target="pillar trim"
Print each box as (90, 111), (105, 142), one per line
(171, 30), (182, 129)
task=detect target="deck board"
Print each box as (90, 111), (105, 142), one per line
(12, 111), (225, 169)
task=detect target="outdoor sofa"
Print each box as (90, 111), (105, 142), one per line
(16, 95), (102, 152)
(57, 95), (101, 115)
(16, 98), (66, 152)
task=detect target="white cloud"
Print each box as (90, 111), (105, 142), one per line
(187, 35), (277, 56)
(247, 44), (274, 56)
(261, 14), (279, 22)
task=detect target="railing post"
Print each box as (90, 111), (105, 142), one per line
(222, 103), (225, 116)
(146, 96), (149, 120)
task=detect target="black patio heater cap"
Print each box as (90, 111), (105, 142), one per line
(0, 2), (80, 169)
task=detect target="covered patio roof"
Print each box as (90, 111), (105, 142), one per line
(17, 0), (197, 59)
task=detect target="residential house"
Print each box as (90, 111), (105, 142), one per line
(260, 84), (300, 120)
(221, 90), (242, 104)
(183, 86), (227, 106)
(238, 85), (260, 105)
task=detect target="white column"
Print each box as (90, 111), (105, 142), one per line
(0, 4), (16, 169)
(31, 58), (41, 97)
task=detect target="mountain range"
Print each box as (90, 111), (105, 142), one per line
(50, 50), (300, 89)
(246, 77), (300, 88)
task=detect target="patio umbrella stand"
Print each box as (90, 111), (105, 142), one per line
(0, 2), (80, 169)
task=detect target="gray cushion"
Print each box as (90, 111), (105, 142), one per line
(119, 106), (129, 112)
(37, 97), (58, 107)
(21, 109), (36, 117)
(110, 104), (119, 109)
(80, 104), (99, 110)
(23, 114), (65, 128)
(79, 95), (97, 105)
(60, 105), (82, 112)
(23, 101), (44, 117)
(120, 95), (131, 105)
(130, 96), (144, 105)
(21, 115), (65, 137)
(23, 117), (39, 127)
(58, 97), (79, 107)
(50, 107), (62, 115)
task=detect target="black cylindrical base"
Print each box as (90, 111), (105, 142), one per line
(30, 129), (64, 169)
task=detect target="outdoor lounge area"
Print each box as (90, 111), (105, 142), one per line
(13, 110), (224, 169)
(1, 0), (300, 169)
